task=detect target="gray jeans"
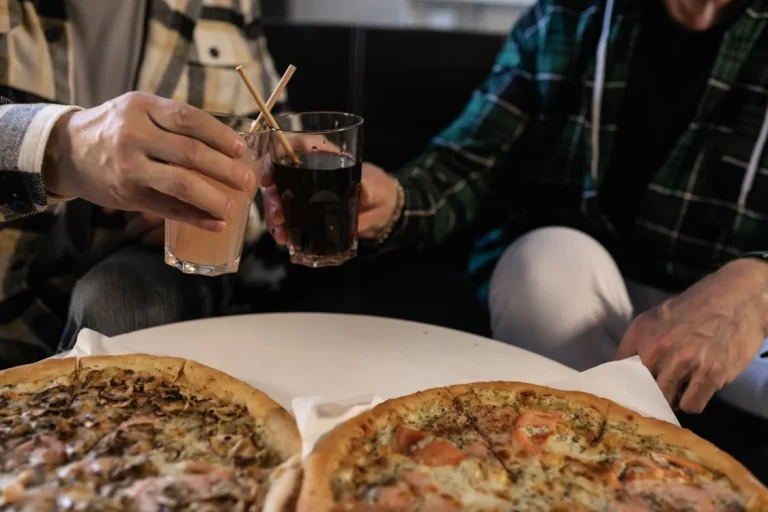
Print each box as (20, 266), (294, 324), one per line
(58, 245), (229, 352)
(489, 226), (768, 419)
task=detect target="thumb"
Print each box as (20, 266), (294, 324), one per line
(359, 181), (379, 210)
(614, 327), (640, 361)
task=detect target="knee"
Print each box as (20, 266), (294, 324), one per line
(68, 256), (190, 337)
(488, 227), (620, 335)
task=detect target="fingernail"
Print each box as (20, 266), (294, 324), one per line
(244, 171), (256, 190)
(202, 220), (227, 232)
(232, 140), (246, 157)
(225, 198), (235, 219)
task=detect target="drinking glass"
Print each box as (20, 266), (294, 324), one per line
(165, 114), (267, 276)
(269, 112), (364, 268)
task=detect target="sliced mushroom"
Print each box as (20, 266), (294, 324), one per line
(28, 386), (72, 412)
(151, 396), (188, 415)
(206, 404), (243, 422)
(100, 384), (134, 402)
(0, 405), (21, 418)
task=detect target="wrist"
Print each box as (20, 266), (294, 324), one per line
(42, 111), (76, 199)
(727, 256), (768, 333)
(374, 179), (405, 245)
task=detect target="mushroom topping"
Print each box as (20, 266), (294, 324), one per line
(0, 405), (21, 418)
(205, 404), (243, 422)
(99, 384), (134, 402)
(5, 435), (67, 471)
(125, 472), (246, 511)
(28, 386), (72, 412)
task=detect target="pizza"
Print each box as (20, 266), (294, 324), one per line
(0, 354), (300, 511)
(299, 382), (768, 511)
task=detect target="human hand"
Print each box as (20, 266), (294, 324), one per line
(42, 92), (258, 232)
(261, 157), (399, 245)
(125, 212), (165, 246)
(616, 259), (768, 413)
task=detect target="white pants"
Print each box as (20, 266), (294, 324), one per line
(489, 227), (768, 419)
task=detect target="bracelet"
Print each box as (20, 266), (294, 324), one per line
(375, 180), (405, 245)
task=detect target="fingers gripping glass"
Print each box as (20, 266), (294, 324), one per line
(269, 112), (364, 268)
(164, 114), (268, 276)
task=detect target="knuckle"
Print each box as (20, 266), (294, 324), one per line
(166, 178), (190, 199)
(119, 91), (147, 111)
(164, 203), (187, 221)
(114, 158), (137, 182)
(642, 341), (667, 366)
(676, 346), (697, 365)
(182, 139), (202, 165)
(172, 106), (193, 131)
(228, 160), (245, 186)
(632, 311), (654, 330)
(705, 360), (726, 380)
(113, 122), (138, 147)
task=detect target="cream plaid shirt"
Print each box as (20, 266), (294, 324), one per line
(0, 0), (285, 363)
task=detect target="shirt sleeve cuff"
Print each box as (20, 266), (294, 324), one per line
(29, 105), (82, 204)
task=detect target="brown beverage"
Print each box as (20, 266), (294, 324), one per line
(272, 151), (361, 266)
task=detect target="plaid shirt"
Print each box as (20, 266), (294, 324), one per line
(390, 0), (768, 299)
(0, 0), (284, 363)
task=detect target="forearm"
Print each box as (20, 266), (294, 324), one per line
(0, 99), (80, 222)
(376, 10), (538, 251)
(386, 145), (499, 250)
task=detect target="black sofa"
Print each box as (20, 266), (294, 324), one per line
(259, 22), (768, 483)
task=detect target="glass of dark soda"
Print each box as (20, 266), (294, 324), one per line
(268, 112), (364, 267)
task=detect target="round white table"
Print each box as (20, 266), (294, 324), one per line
(110, 313), (577, 409)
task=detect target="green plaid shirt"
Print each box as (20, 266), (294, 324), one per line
(389, 0), (768, 299)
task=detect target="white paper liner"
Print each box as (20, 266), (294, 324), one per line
(58, 329), (679, 460)
(292, 356), (679, 459)
(50, 329), (116, 359)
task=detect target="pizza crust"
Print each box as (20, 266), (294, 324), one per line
(0, 358), (78, 392)
(606, 401), (768, 505)
(456, 381), (613, 416)
(179, 359), (301, 461)
(299, 387), (456, 511)
(78, 354), (186, 381)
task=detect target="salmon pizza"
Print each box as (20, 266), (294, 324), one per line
(299, 382), (768, 511)
(0, 355), (300, 511)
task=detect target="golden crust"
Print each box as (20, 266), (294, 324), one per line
(179, 359), (301, 461)
(78, 354), (186, 381)
(606, 402), (768, 504)
(298, 387), (456, 512)
(0, 358), (78, 392)
(455, 381), (612, 416)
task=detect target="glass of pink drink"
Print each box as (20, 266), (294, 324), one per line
(164, 115), (268, 276)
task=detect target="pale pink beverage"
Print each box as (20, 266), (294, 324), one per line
(164, 115), (268, 276)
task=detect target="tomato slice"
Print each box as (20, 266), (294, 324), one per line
(411, 440), (466, 466)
